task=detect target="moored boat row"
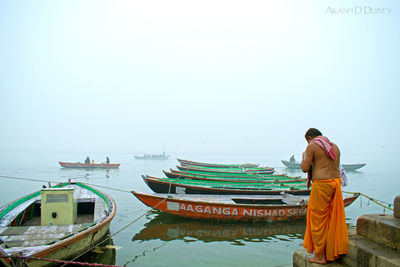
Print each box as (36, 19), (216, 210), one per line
(133, 158), (359, 223)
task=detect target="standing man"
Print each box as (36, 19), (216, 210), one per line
(300, 128), (348, 264)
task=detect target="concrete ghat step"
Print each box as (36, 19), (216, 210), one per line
(293, 226), (400, 267)
(356, 214), (400, 250)
(293, 248), (351, 267)
(293, 248), (356, 267)
(337, 227), (400, 267)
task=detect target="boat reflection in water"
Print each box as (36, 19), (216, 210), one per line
(133, 212), (306, 244)
(75, 234), (117, 266)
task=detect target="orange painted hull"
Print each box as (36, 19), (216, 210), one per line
(132, 192), (359, 222)
(59, 161), (120, 168)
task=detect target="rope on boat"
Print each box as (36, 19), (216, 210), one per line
(84, 182), (131, 193)
(342, 191), (393, 211)
(0, 175), (130, 193)
(0, 255), (120, 266)
(0, 175), (61, 184)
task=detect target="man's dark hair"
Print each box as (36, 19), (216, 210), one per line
(305, 128), (322, 138)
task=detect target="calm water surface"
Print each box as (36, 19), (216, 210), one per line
(0, 150), (396, 266)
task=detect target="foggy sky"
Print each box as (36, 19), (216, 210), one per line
(1, 0), (399, 158)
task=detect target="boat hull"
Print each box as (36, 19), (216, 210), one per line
(176, 165), (275, 176)
(143, 175), (310, 195)
(132, 192), (359, 222)
(177, 159), (259, 168)
(29, 221), (112, 267)
(170, 169), (278, 179)
(163, 170), (306, 183)
(0, 183), (116, 267)
(59, 161), (120, 169)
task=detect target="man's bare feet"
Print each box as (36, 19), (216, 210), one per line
(308, 255), (327, 264)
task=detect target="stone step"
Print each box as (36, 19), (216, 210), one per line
(337, 227), (400, 267)
(356, 214), (400, 250)
(293, 226), (400, 267)
(293, 248), (352, 267)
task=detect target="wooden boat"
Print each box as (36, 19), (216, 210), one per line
(0, 182), (116, 267)
(59, 161), (120, 169)
(142, 175), (310, 195)
(177, 159), (259, 168)
(134, 152), (170, 160)
(281, 160), (367, 171)
(132, 212), (307, 242)
(132, 192), (359, 222)
(176, 165), (275, 175)
(163, 170), (306, 183)
(170, 169), (279, 179)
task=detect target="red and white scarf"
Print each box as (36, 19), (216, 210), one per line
(311, 136), (336, 160)
(307, 136), (337, 189)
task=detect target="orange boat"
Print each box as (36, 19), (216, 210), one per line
(59, 161), (120, 169)
(132, 192), (359, 222)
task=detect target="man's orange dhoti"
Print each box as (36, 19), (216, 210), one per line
(303, 178), (348, 261)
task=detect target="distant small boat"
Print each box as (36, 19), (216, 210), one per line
(59, 161), (120, 168)
(134, 152), (170, 160)
(0, 182), (116, 267)
(132, 192), (359, 222)
(281, 160), (366, 171)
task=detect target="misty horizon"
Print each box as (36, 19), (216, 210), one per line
(1, 1), (399, 161)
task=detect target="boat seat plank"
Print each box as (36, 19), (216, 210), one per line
(0, 226), (29, 236)
(94, 199), (107, 221)
(0, 223), (91, 248)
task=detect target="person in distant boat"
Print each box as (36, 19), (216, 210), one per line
(300, 128), (348, 264)
(84, 156), (90, 164)
(290, 155), (295, 162)
(106, 156), (110, 164)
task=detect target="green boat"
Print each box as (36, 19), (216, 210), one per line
(178, 158), (259, 168)
(146, 175), (307, 190)
(176, 165), (275, 175)
(142, 175), (309, 195)
(164, 170), (305, 183)
(174, 166), (278, 177)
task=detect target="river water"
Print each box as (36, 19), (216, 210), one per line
(0, 150), (396, 266)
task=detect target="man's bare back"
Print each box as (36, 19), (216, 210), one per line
(301, 139), (341, 180)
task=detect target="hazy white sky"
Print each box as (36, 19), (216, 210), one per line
(1, 0), (399, 157)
